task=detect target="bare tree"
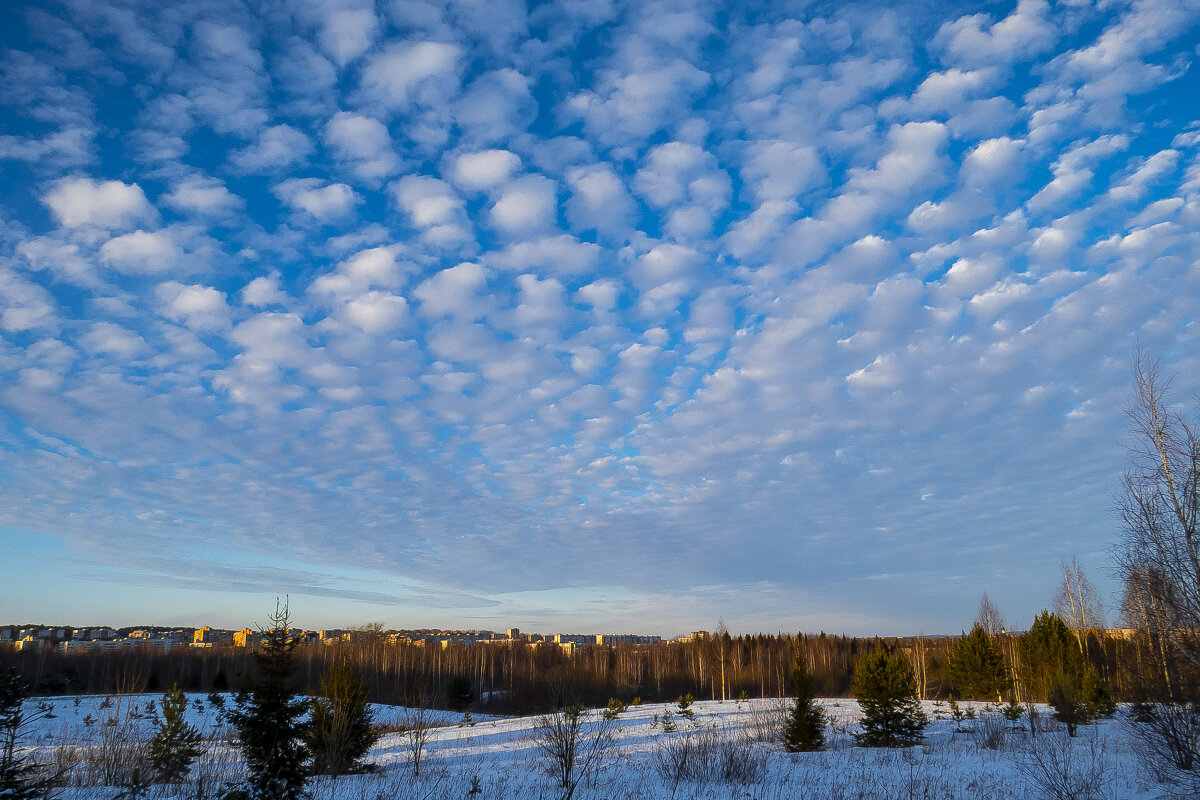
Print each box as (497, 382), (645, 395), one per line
(1116, 353), (1200, 793)
(975, 593), (1006, 637)
(1054, 557), (1106, 655)
(714, 619), (730, 702)
(1116, 353), (1200, 669)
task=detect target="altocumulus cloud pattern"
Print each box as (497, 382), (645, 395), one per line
(1, 0), (1199, 633)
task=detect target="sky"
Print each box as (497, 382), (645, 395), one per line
(1, 0), (1199, 637)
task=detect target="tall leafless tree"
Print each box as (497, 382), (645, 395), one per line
(1116, 353), (1200, 792)
(975, 593), (1006, 637)
(1116, 353), (1200, 670)
(1054, 557), (1105, 656)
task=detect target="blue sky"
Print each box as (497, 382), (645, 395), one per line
(1, 0), (1198, 636)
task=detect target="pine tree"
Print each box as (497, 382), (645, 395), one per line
(1020, 611), (1115, 735)
(307, 660), (379, 776)
(947, 625), (1008, 701)
(782, 651), (826, 752)
(852, 646), (928, 747)
(0, 668), (45, 799)
(226, 600), (310, 800)
(148, 684), (202, 783)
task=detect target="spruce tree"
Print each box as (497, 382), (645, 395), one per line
(307, 660), (379, 776)
(852, 646), (928, 747)
(947, 624), (1008, 701)
(1019, 611), (1114, 734)
(226, 600), (310, 800)
(0, 668), (45, 799)
(148, 684), (203, 783)
(782, 650), (826, 752)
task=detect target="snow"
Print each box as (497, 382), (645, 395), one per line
(16, 694), (1155, 799)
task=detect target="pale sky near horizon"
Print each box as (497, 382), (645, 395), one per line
(1, 0), (1199, 637)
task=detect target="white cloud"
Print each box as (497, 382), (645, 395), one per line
(274, 178), (361, 222)
(933, 0), (1057, 68)
(79, 320), (147, 358)
(162, 175), (244, 216)
(318, 5), (379, 67)
(358, 41), (462, 109)
(323, 112), (400, 182)
(489, 175), (559, 235)
(564, 164), (637, 239)
(43, 177), (156, 229)
(485, 235), (602, 276)
(309, 245), (409, 301)
(156, 281), (231, 331)
(228, 124), (313, 172)
(453, 69), (536, 144)
(343, 291), (408, 334)
(241, 273), (289, 309)
(391, 175), (473, 247)
(413, 262), (489, 318)
(99, 230), (182, 274)
(450, 149), (521, 191)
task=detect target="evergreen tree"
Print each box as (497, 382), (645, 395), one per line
(0, 668), (46, 799)
(226, 600), (310, 800)
(782, 650), (826, 752)
(852, 646), (928, 747)
(947, 625), (1008, 701)
(1020, 611), (1115, 735)
(148, 684), (202, 783)
(307, 660), (379, 776)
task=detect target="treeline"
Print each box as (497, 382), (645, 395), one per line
(0, 624), (1175, 715)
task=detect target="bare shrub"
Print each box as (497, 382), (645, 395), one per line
(532, 704), (613, 800)
(652, 725), (767, 787)
(746, 699), (788, 743)
(89, 695), (150, 789)
(973, 712), (1008, 751)
(1125, 702), (1200, 796)
(403, 703), (434, 778)
(1013, 731), (1112, 800)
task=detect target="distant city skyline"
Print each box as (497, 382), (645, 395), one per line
(2, 0), (1199, 636)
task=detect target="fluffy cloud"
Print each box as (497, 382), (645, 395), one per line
(323, 112), (400, 182)
(274, 178), (362, 222)
(43, 178), (157, 229)
(99, 230), (182, 274)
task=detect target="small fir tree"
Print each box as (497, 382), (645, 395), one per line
(148, 684), (202, 783)
(852, 646), (928, 747)
(307, 660), (380, 776)
(947, 625), (1008, 701)
(782, 651), (826, 752)
(0, 668), (50, 799)
(226, 600), (311, 800)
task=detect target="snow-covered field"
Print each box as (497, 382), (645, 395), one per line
(16, 694), (1158, 799)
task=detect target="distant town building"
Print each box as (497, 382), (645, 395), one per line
(595, 634), (661, 645)
(234, 628), (263, 648)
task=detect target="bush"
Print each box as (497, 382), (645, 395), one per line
(652, 726), (767, 786)
(532, 704), (613, 800)
(852, 646), (928, 747)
